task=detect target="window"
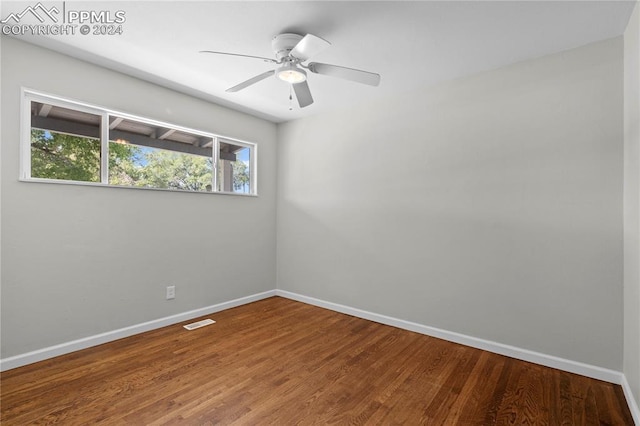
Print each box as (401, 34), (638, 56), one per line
(108, 116), (214, 192)
(30, 102), (102, 183)
(218, 140), (252, 194)
(21, 90), (257, 195)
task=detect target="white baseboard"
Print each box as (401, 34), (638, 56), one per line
(622, 375), (640, 425)
(0, 290), (276, 372)
(276, 290), (624, 385)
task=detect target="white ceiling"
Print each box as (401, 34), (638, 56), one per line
(4, 1), (636, 123)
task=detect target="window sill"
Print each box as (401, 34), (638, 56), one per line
(18, 177), (258, 197)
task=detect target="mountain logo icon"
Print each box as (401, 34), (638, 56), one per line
(1, 3), (60, 24)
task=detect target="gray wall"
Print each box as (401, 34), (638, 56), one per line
(624, 2), (640, 410)
(277, 38), (624, 370)
(0, 38), (277, 358)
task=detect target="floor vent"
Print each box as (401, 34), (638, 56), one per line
(183, 319), (216, 330)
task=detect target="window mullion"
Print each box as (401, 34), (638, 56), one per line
(100, 113), (109, 184)
(20, 89), (32, 179)
(212, 136), (219, 192)
(252, 144), (257, 195)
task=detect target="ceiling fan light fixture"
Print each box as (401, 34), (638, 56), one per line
(276, 64), (307, 84)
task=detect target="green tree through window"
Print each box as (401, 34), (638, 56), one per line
(232, 159), (250, 192)
(31, 130), (250, 192)
(133, 149), (213, 192)
(31, 129), (100, 182)
(27, 95), (255, 194)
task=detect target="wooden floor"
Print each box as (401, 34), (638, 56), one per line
(0, 297), (633, 425)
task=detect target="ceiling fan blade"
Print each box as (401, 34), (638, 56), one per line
(308, 62), (380, 86)
(226, 70), (275, 93)
(293, 81), (314, 108)
(290, 34), (331, 61)
(200, 50), (276, 63)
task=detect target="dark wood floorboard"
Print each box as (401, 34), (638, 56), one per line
(0, 297), (634, 425)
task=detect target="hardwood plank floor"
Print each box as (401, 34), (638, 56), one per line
(0, 297), (634, 425)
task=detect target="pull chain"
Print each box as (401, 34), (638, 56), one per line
(289, 85), (293, 111)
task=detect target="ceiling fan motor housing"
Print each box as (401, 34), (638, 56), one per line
(272, 33), (304, 61)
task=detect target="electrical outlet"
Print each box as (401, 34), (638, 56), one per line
(166, 285), (176, 300)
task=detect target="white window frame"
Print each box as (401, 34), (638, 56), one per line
(20, 88), (257, 196)
(218, 137), (258, 194)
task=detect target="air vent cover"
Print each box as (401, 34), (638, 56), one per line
(183, 319), (216, 330)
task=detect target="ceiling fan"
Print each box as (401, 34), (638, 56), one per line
(201, 33), (381, 108)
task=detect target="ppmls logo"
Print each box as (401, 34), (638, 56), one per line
(1, 2), (125, 36)
(1, 2), (59, 24)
